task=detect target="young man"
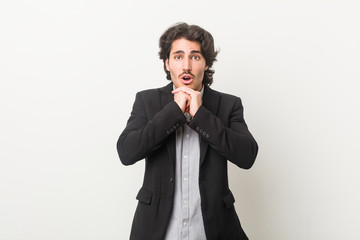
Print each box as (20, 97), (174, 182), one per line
(117, 23), (258, 240)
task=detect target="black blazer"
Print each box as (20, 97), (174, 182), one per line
(117, 83), (258, 240)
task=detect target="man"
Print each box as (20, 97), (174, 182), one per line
(117, 23), (258, 240)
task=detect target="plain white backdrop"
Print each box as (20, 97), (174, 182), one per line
(1, 0), (359, 239)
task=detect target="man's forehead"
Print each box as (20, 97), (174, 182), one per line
(170, 39), (202, 53)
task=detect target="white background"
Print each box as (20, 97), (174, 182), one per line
(1, 0), (359, 239)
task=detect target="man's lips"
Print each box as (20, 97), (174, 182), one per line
(180, 74), (194, 84)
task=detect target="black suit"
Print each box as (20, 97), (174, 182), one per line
(117, 83), (258, 240)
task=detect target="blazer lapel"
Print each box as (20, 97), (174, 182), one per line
(159, 83), (177, 169)
(200, 85), (219, 166)
(159, 82), (174, 108)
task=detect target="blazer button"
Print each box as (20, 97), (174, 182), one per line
(170, 177), (174, 183)
(196, 127), (200, 131)
(202, 132), (206, 136)
(206, 134), (209, 138)
(200, 129), (203, 134)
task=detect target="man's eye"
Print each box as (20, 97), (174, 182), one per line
(175, 56), (182, 60)
(192, 56), (200, 60)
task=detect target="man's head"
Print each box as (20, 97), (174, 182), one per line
(159, 23), (218, 89)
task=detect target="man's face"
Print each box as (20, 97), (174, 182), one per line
(166, 38), (208, 91)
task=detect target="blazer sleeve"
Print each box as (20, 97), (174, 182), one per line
(117, 91), (187, 166)
(188, 97), (258, 169)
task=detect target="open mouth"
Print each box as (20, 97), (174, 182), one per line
(181, 74), (193, 84)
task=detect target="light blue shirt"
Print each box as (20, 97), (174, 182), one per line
(164, 86), (206, 240)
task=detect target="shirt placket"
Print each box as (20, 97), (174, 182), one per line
(181, 125), (190, 240)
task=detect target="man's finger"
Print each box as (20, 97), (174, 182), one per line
(172, 87), (196, 96)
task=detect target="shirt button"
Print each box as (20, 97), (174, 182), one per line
(183, 177), (188, 181)
(184, 200), (187, 204)
(183, 221), (187, 226)
(186, 134), (189, 138)
(184, 155), (188, 159)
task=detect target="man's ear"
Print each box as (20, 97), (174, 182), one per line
(205, 65), (209, 71)
(165, 59), (170, 71)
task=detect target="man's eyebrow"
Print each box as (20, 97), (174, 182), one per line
(190, 50), (202, 54)
(172, 50), (202, 54)
(173, 50), (185, 54)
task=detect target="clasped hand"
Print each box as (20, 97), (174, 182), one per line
(172, 87), (202, 117)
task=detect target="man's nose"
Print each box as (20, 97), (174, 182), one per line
(182, 58), (192, 71)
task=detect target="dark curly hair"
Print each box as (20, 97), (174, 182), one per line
(159, 23), (218, 86)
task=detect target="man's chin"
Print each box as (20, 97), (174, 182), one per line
(173, 80), (202, 91)
(174, 82), (192, 89)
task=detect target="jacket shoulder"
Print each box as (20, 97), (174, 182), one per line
(136, 83), (172, 98)
(136, 87), (160, 97)
(207, 87), (241, 103)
